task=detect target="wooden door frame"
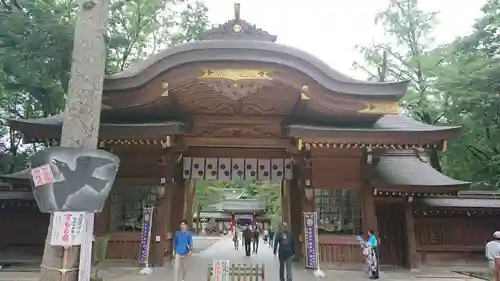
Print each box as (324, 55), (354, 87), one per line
(375, 199), (410, 268)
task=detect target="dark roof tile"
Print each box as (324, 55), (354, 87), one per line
(373, 150), (468, 189)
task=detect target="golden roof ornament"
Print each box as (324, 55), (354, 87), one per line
(199, 3), (277, 42)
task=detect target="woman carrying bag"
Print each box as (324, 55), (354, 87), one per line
(358, 229), (380, 279)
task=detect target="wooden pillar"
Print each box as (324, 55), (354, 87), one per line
(361, 185), (377, 232)
(281, 180), (291, 224)
(94, 198), (110, 236)
(184, 180), (195, 226)
(289, 178), (303, 260)
(151, 188), (169, 266)
(404, 197), (418, 270)
(169, 177), (187, 235)
(361, 151), (377, 233)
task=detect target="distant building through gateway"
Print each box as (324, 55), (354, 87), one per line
(193, 188), (269, 234)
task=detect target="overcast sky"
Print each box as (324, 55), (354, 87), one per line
(201, 0), (486, 78)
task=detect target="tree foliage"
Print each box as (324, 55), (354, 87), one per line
(355, 0), (500, 189)
(0, 0), (209, 173)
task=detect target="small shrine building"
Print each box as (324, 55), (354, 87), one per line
(193, 188), (269, 234)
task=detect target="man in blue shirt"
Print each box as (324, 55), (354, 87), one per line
(173, 220), (193, 281)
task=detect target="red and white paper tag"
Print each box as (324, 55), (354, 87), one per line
(30, 164), (55, 188)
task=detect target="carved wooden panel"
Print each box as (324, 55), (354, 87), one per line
(271, 158), (284, 181)
(202, 80), (266, 101)
(231, 158), (245, 180)
(218, 158), (231, 180)
(191, 158), (206, 179)
(189, 116), (283, 138)
(311, 157), (362, 188)
(205, 158), (218, 180)
(257, 159), (271, 181)
(245, 158), (258, 181)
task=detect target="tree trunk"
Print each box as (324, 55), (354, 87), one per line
(184, 181), (195, 226)
(196, 204), (201, 234)
(39, 0), (110, 280)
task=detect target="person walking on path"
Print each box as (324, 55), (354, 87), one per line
(242, 225), (252, 256)
(172, 220), (193, 281)
(268, 228), (275, 248)
(486, 231), (500, 281)
(233, 228), (239, 250)
(274, 222), (294, 281)
(263, 228), (269, 244)
(360, 229), (380, 279)
(252, 226), (260, 254)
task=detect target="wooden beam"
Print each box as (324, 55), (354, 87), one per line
(182, 137), (293, 149)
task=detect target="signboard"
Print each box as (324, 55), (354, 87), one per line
(78, 213), (94, 281)
(49, 211), (85, 246)
(29, 146), (120, 213)
(30, 164), (55, 187)
(211, 260), (230, 281)
(138, 207), (154, 263)
(303, 212), (319, 268)
(234, 214), (253, 220)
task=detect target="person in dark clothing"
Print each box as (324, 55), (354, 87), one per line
(252, 227), (260, 253)
(268, 228), (275, 248)
(242, 225), (252, 256)
(274, 223), (294, 281)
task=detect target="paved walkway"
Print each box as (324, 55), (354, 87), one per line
(0, 237), (486, 281)
(104, 237), (483, 281)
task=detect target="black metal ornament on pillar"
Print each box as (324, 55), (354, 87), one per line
(29, 146), (120, 213)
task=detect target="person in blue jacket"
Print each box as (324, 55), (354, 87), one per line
(361, 229), (379, 279)
(173, 220), (193, 281)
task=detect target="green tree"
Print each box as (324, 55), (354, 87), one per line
(353, 0), (447, 171)
(246, 182), (282, 227)
(433, 0), (500, 188)
(194, 180), (223, 232)
(0, 0), (74, 173)
(106, 0), (209, 74)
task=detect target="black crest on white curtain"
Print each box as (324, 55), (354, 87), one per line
(29, 147), (120, 213)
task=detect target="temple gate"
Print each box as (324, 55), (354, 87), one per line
(2, 4), (478, 270)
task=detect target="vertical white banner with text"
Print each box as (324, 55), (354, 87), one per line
(78, 213), (94, 281)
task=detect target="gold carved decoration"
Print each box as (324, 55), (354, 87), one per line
(203, 80), (264, 100)
(358, 101), (399, 114)
(199, 68), (272, 81)
(300, 85), (310, 100)
(199, 127), (274, 138)
(161, 82), (169, 97)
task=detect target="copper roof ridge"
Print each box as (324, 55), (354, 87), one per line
(103, 40), (409, 97)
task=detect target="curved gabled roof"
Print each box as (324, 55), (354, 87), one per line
(103, 39), (409, 98)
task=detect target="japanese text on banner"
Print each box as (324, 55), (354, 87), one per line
(138, 207), (153, 263)
(49, 211), (85, 246)
(303, 212), (319, 268)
